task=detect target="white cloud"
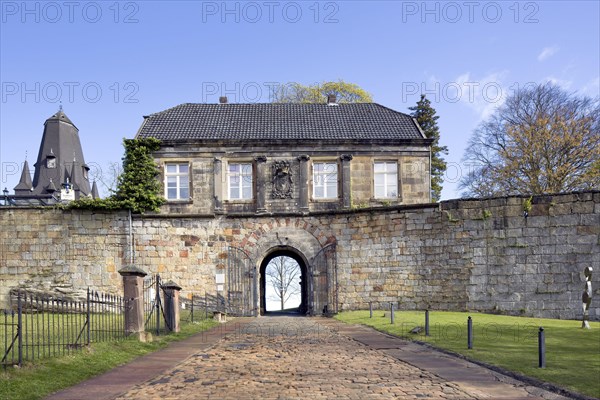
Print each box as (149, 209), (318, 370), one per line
(580, 77), (600, 96)
(538, 46), (559, 62)
(543, 76), (573, 90)
(453, 70), (509, 121)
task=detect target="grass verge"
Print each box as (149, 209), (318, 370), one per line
(335, 310), (600, 399)
(0, 320), (218, 400)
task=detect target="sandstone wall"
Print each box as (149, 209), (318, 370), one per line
(1, 191), (598, 320)
(0, 209), (129, 303)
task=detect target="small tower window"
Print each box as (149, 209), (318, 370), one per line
(46, 149), (56, 168)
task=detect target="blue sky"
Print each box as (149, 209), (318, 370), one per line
(1, 0), (599, 200)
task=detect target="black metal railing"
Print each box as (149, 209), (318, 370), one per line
(1, 289), (127, 369)
(180, 293), (227, 323)
(143, 274), (170, 335)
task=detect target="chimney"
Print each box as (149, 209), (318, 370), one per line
(219, 96), (228, 104)
(327, 94), (337, 105)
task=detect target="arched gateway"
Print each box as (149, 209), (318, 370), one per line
(225, 227), (337, 317)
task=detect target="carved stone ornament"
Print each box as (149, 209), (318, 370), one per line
(272, 160), (293, 199)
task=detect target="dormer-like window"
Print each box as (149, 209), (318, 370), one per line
(46, 156), (56, 169)
(82, 164), (90, 180)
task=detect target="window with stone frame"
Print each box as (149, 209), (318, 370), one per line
(313, 162), (338, 199)
(374, 161), (398, 198)
(228, 163), (253, 200)
(164, 162), (190, 201)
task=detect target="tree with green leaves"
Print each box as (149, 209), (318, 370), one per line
(271, 80), (373, 103)
(113, 138), (165, 213)
(409, 94), (448, 201)
(68, 137), (165, 213)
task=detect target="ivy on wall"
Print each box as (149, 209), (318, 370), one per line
(67, 138), (165, 213)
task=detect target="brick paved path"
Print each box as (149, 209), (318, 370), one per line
(114, 317), (566, 400)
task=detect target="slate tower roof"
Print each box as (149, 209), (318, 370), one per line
(135, 103), (428, 142)
(13, 160), (33, 195)
(25, 109), (91, 199)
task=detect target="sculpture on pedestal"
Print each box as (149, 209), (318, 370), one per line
(582, 267), (593, 329)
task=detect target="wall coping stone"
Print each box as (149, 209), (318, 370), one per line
(118, 265), (148, 277)
(162, 280), (182, 290)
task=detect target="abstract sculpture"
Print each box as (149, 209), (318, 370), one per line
(582, 267), (593, 329)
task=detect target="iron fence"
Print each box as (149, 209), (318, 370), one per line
(180, 293), (227, 323)
(1, 289), (127, 369)
(143, 274), (171, 335)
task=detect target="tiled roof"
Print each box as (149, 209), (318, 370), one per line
(136, 103), (426, 141)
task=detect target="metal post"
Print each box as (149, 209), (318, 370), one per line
(467, 316), (473, 349)
(86, 288), (91, 345)
(205, 292), (208, 320)
(155, 275), (160, 336)
(17, 291), (22, 366)
(538, 327), (546, 368)
(191, 294), (194, 323)
(425, 309), (430, 337)
(128, 209), (134, 264)
(390, 302), (395, 324)
(369, 302), (373, 318)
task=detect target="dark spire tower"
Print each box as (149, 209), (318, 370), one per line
(13, 160), (33, 195)
(29, 109), (91, 199)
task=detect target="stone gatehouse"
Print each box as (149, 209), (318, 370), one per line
(1, 191), (598, 320)
(1, 103), (598, 320)
(136, 98), (433, 215)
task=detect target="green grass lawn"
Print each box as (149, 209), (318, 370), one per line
(0, 319), (218, 400)
(335, 310), (600, 399)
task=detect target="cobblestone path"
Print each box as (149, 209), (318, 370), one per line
(117, 317), (482, 400)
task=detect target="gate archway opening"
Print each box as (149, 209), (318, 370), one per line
(260, 248), (309, 315)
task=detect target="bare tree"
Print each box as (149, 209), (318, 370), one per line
(460, 83), (600, 197)
(90, 161), (122, 196)
(265, 256), (301, 311)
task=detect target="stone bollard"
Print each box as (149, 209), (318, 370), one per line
(162, 280), (182, 333)
(118, 265), (147, 338)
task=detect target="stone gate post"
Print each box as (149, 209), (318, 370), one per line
(118, 265), (147, 337)
(162, 280), (182, 333)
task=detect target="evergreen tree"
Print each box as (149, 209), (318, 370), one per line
(114, 138), (165, 213)
(68, 137), (165, 213)
(409, 95), (448, 201)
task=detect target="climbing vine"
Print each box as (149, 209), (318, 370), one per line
(68, 138), (165, 213)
